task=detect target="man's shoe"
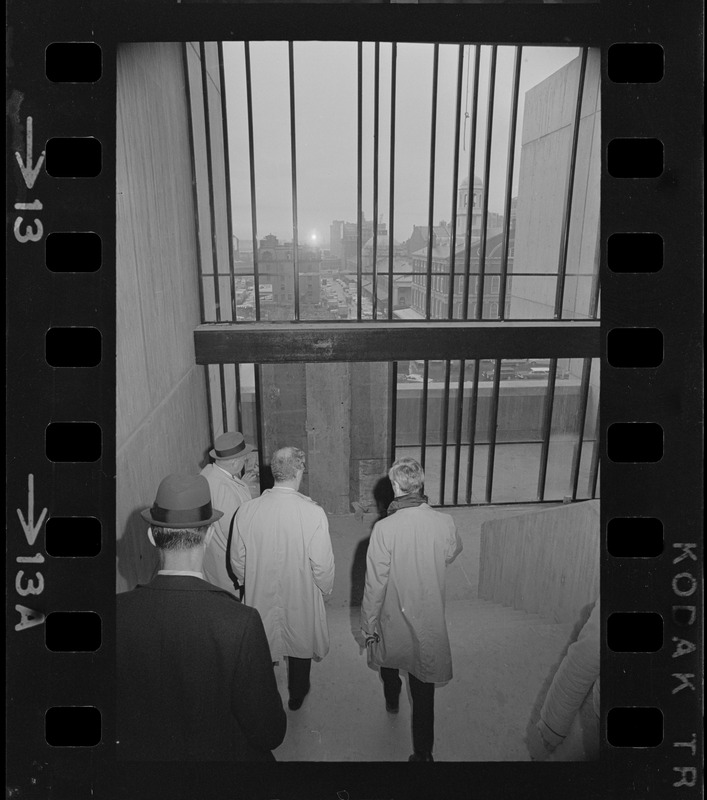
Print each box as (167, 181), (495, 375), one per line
(408, 752), (434, 762)
(385, 699), (399, 713)
(288, 688), (310, 711)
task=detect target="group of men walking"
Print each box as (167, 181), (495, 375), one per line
(117, 431), (462, 762)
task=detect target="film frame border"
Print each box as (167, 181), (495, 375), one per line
(5, 1), (703, 798)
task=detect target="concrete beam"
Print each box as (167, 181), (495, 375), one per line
(194, 320), (600, 364)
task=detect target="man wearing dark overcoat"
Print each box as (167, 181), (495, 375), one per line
(117, 473), (287, 761)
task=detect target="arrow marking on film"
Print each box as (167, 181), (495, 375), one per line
(14, 116), (45, 190)
(17, 474), (48, 548)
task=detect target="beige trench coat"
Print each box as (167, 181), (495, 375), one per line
(231, 486), (335, 661)
(200, 463), (252, 596)
(361, 504), (462, 683)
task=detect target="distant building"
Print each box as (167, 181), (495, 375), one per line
(403, 173), (495, 259)
(403, 170), (513, 319)
(409, 230), (514, 319)
(320, 250), (341, 276)
(455, 174), (484, 238)
(362, 232), (407, 269)
(257, 234), (322, 319)
(358, 232), (414, 318)
(405, 222), (451, 258)
(330, 215), (387, 272)
(234, 236), (254, 255)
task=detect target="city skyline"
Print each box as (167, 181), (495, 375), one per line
(223, 42), (579, 245)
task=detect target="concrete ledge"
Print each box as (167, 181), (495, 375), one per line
(478, 500), (599, 623)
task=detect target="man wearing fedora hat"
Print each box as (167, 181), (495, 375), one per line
(200, 431), (257, 598)
(117, 474), (286, 761)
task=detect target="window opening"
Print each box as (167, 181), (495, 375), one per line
(186, 41), (600, 508)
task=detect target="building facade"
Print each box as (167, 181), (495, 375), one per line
(409, 231), (514, 319)
(330, 215), (387, 271)
(257, 234), (322, 319)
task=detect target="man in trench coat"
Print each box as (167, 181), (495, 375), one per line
(361, 457), (463, 762)
(231, 446), (335, 710)
(200, 430), (258, 597)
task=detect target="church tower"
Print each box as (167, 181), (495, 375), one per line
(456, 174), (483, 237)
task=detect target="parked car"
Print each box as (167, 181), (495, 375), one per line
(513, 364), (533, 379)
(481, 364), (518, 381)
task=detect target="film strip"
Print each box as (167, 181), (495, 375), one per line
(6, 2), (702, 799)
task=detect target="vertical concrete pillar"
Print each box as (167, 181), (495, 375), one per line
(349, 362), (391, 512)
(260, 364), (308, 491)
(305, 363), (351, 513)
(259, 362), (393, 513)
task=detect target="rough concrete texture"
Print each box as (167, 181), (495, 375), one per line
(479, 500), (599, 623)
(271, 507), (592, 761)
(306, 363), (351, 514)
(260, 363), (308, 487)
(349, 362), (390, 511)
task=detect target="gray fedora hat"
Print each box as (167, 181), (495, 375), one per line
(141, 474), (224, 529)
(209, 431), (256, 461)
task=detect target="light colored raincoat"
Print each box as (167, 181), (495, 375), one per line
(537, 598), (600, 747)
(200, 463), (252, 595)
(361, 504), (462, 683)
(231, 486), (335, 661)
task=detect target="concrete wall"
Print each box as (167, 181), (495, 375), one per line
(116, 43), (210, 592)
(511, 50), (601, 321)
(256, 363), (391, 514)
(349, 363), (391, 513)
(395, 380), (584, 445)
(307, 364), (352, 513)
(477, 500), (599, 623)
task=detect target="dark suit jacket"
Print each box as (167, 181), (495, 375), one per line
(117, 575), (286, 761)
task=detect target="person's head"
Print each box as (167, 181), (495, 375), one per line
(210, 431), (255, 477)
(270, 446), (306, 488)
(388, 457), (425, 497)
(148, 524), (211, 552)
(215, 453), (249, 478)
(141, 474), (223, 565)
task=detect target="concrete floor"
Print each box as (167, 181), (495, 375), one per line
(270, 508), (577, 762)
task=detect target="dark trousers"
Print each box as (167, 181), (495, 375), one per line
(287, 656), (311, 701)
(380, 667), (435, 754)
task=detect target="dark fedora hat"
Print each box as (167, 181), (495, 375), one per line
(141, 474), (224, 529)
(209, 431), (256, 461)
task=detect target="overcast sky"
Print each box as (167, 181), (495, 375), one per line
(223, 43), (579, 247)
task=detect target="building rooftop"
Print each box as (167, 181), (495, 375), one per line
(362, 232), (402, 252)
(459, 175), (483, 189)
(393, 307), (426, 320)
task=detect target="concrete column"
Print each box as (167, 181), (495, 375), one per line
(305, 363), (351, 513)
(260, 363), (308, 492)
(349, 362), (391, 513)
